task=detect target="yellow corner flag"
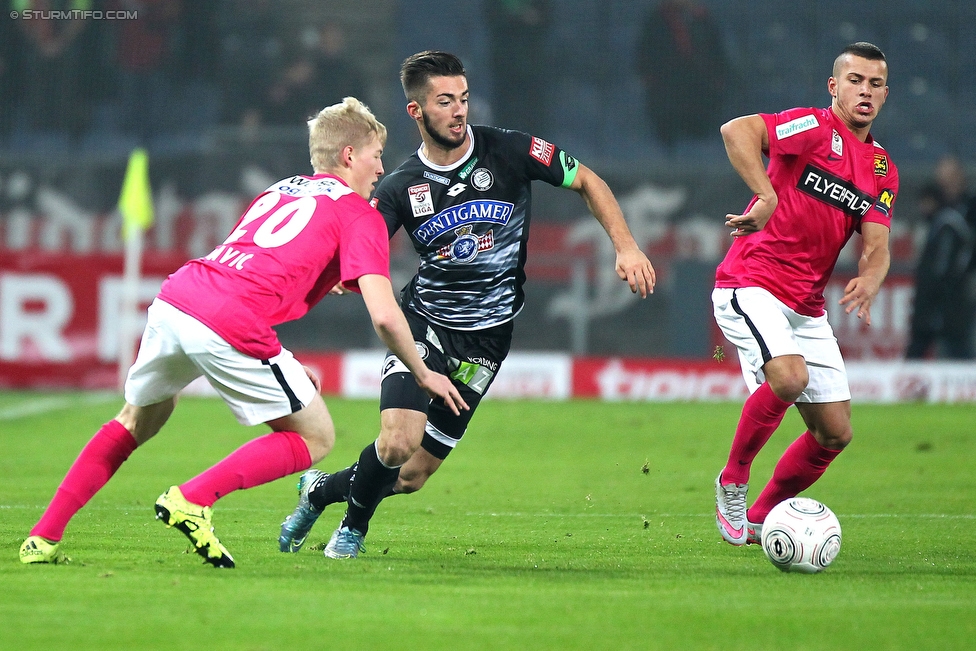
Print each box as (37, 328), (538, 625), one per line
(119, 147), (154, 239)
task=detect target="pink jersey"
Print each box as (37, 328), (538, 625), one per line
(715, 106), (899, 316)
(158, 174), (390, 360)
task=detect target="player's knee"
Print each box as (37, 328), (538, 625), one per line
(304, 429), (334, 463)
(292, 402), (335, 462)
(768, 367), (809, 401)
(376, 433), (419, 467)
(818, 424), (852, 450)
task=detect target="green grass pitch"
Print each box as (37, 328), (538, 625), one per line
(1, 392), (974, 650)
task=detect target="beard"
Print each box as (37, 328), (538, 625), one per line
(422, 111), (466, 150)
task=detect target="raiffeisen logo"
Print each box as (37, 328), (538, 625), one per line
(413, 200), (514, 245)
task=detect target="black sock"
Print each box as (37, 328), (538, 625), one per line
(343, 442), (400, 534)
(308, 463), (357, 510)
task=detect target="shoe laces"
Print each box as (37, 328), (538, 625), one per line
(334, 527), (365, 552)
(720, 484), (747, 520)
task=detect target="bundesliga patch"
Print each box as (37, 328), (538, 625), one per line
(831, 130), (843, 157)
(529, 137), (555, 165)
(435, 226), (494, 263)
(874, 153), (889, 177)
(775, 114), (819, 140)
(408, 183), (434, 218)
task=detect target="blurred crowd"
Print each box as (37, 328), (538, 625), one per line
(0, 0), (367, 151)
(907, 155), (976, 360)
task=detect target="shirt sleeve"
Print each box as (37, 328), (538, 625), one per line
(371, 177), (402, 238)
(866, 162), (898, 228)
(762, 108), (825, 157)
(338, 203), (392, 293)
(510, 130), (581, 188)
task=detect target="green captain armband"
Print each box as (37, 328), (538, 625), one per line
(559, 151), (580, 188)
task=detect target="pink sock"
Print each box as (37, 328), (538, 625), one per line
(747, 430), (841, 523)
(31, 420), (138, 541)
(179, 431), (311, 507)
(722, 382), (792, 485)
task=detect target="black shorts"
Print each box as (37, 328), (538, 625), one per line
(379, 309), (513, 459)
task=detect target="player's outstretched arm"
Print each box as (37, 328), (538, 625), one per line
(839, 222), (890, 324)
(357, 274), (469, 415)
(569, 164), (656, 297)
(721, 115), (778, 236)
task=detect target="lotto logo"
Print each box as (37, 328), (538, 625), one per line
(529, 137), (554, 166)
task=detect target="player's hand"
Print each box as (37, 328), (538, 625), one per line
(417, 371), (469, 416)
(303, 365), (322, 393)
(838, 275), (881, 325)
(615, 248), (656, 297)
(329, 283), (349, 295)
(725, 196), (776, 237)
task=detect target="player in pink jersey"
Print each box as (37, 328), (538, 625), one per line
(711, 43), (899, 546)
(19, 97), (466, 568)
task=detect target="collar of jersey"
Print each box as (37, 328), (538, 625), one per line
(417, 125), (476, 172)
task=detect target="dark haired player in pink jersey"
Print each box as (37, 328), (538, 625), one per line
(19, 97), (466, 568)
(712, 42), (898, 546)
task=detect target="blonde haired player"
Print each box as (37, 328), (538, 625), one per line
(19, 97), (466, 567)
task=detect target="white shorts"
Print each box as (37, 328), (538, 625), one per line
(711, 287), (850, 403)
(124, 299), (318, 426)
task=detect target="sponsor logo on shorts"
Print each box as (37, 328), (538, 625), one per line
(415, 342), (429, 359)
(408, 183), (434, 217)
(529, 137), (555, 165)
(874, 153), (888, 177)
(424, 170), (451, 185)
(449, 359), (495, 395)
(875, 188), (895, 217)
(775, 114), (819, 140)
(469, 356), (499, 372)
(796, 164), (874, 217)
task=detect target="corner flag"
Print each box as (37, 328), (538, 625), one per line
(119, 147), (154, 239)
(117, 147), (154, 390)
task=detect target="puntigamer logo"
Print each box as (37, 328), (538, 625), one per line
(413, 200), (513, 245)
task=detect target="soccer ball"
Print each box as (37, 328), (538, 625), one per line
(760, 497), (842, 573)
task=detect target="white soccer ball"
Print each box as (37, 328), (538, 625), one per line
(760, 497), (842, 573)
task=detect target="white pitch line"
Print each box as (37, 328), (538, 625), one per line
(468, 512), (976, 520)
(1, 505), (972, 519)
(0, 392), (117, 421)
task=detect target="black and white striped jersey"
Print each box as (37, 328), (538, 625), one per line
(373, 124), (579, 330)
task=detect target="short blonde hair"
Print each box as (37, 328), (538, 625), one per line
(308, 97), (387, 173)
